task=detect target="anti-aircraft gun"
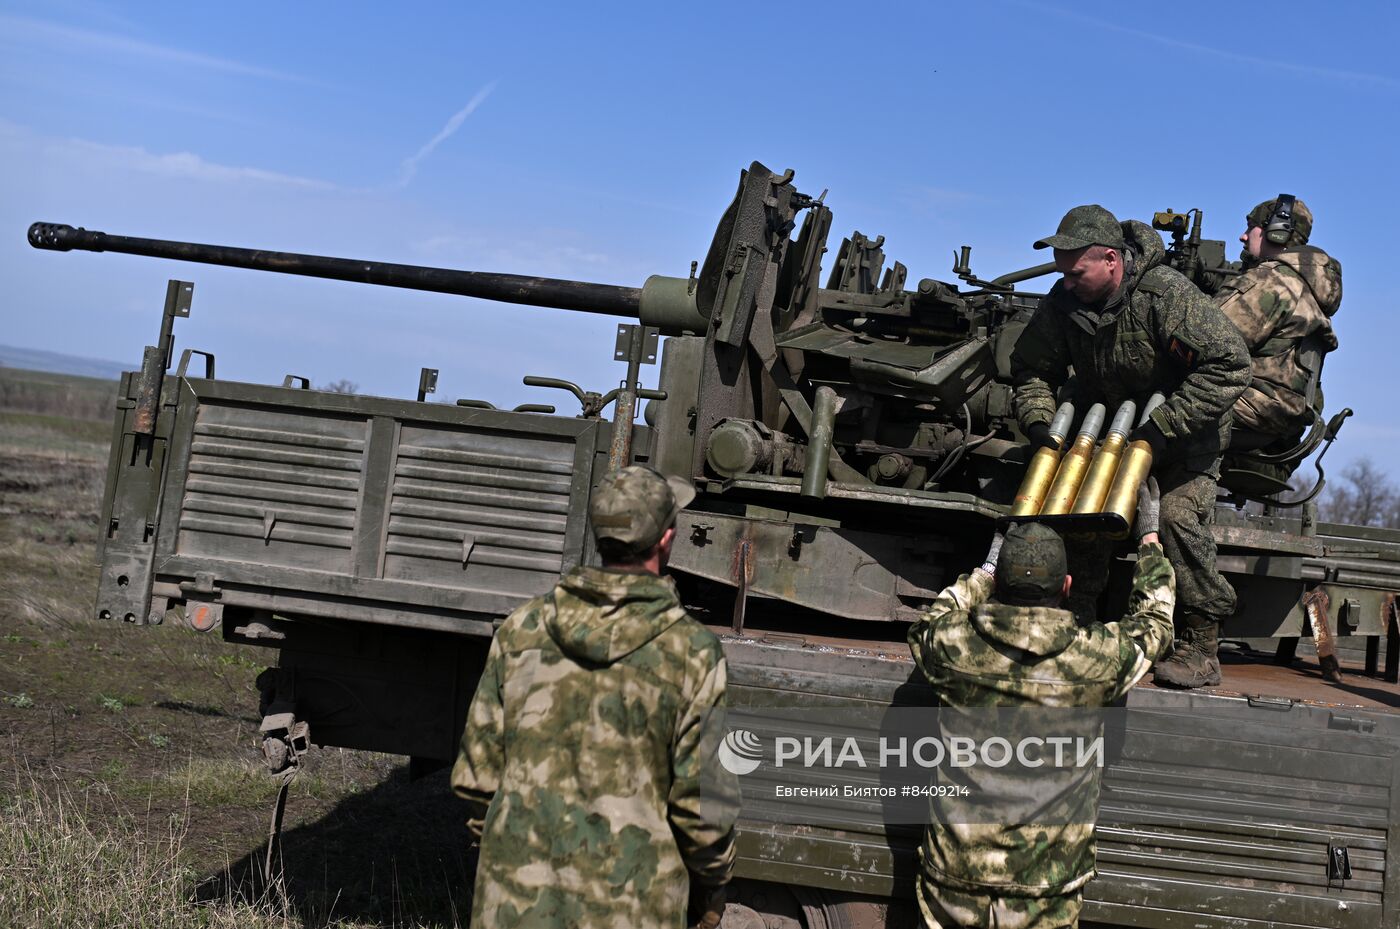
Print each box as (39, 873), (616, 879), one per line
(28, 163), (1400, 929)
(30, 163), (1058, 632)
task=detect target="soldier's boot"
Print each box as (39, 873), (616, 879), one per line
(1153, 614), (1222, 689)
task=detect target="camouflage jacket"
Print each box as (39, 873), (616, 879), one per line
(1215, 246), (1342, 440)
(906, 544), (1175, 896)
(1012, 220), (1251, 475)
(451, 566), (739, 929)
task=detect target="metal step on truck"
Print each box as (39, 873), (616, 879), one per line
(30, 161), (1400, 929)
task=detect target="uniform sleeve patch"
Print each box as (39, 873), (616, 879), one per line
(1167, 333), (1199, 367)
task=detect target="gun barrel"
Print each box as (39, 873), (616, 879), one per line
(28, 222), (643, 318)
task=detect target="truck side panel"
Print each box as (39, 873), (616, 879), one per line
(722, 637), (1399, 929)
(144, 378), (604, 634)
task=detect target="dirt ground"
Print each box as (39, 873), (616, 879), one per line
(0, 390), (475, 927)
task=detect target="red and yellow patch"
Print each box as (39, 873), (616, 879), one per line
(1167, 335), (1198, 367)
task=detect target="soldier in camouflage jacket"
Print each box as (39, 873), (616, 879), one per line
(452, 466), (739, 929)
(1011, 205), (1249, 689)
(1216, 197), (1341, 450)
(907, 481), (1175, 928)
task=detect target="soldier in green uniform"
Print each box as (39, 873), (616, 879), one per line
(452, 465), (739, 929)
(907, 481), (1174, 929)
(1011, 205), (1250, 690)
(1215, 196), (1342, 452)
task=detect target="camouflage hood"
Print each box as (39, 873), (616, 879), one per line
(545, 566), (689, 664)
(1119, 219), (1166, 294)
(1276, 246), (1343, 318)
(970, 602), (1078, 657)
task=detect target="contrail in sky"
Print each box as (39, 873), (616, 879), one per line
(0, 13), (312, 83)
(396, 82), (498, 189)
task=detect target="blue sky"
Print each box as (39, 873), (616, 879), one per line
(2, 0), (1397, 475)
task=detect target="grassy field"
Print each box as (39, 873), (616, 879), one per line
(0, 366), (474, 928)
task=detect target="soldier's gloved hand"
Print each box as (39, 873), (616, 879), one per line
(690, 884), (727, 929)
(1026, 422), (1060, 451)
(1129, 420), (1168, 456)
(1134, 477), (1161, 541)
(979, 531), (1006, 577)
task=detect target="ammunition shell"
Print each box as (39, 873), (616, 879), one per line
(1040, 434), (1096, 515)
(1010, 401), (1075, 517)
(1103, 440), (1155, 527)
(1040, 403), (1106, 516)
(1011, 446), (1062, 516)
(1071, 433), (1126, 514)
(1102, 393), (1165, 528)
(1071, 400), (1137, 515)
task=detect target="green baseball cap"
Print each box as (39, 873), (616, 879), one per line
(589, 465), (696, 555)
(995, 522), (1067, 606)
(1246, 197), (1313, 246)
(1034, 204), (1127, 251)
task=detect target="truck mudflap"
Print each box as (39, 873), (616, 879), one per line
(97, 373), (609, 636)
(721, 635), (1400, 929)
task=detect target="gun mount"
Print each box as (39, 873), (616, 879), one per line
(31, 163), (1057, 521)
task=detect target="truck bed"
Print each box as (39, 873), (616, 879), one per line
(720, 629), (1400, 929)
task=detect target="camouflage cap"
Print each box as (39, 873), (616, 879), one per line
(589, 465), (697, 555)
(1246, 197), (1313, 246)
(995, 522), (1068, 606)
(1034, 204), (1127, 251)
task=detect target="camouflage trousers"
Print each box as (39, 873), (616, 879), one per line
(917, 879), (1082, 929)
(1066, 468), (1236, 626)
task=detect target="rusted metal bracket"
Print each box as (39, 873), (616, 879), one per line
(258, 709), (311, 893)
(1302, 588), (1343, 684)
(1370, 594), (1400, 684)
(606, 323), (660, 473)
(731, 537), (753, 635)
(94, 281), (192, 628)
(132, 280), (192, 435)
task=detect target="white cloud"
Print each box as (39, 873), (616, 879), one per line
(65, 138), (337, 189)
(0, 120), (336, 191)
(0, 13), (314, 84)
(395, 82), (498, 189)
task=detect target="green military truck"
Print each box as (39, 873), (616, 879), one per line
(30, 162), (1400, 928)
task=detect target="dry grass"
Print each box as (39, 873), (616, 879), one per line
(0, 366), (117, 423)
(0, 776), (295, 929)
(1, 366), (474, 928)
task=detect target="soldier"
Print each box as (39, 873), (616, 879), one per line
(1011, 204), (1250, 689)
(907, 481), (1175, 929)
(451, 465), (739, 929)
(1215, 195), (1342, 452)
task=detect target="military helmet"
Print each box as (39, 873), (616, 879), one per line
(1247, 196), (1312, 247)
(995, 522), (1068, 606)
(589, 465), (696, 556)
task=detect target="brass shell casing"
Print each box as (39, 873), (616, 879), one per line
(1103, 440), (1155, 527)
(1039, 435), (1097, 516)
(1011, 446), (1062, 517)
(1071, 433), (1127, 515)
